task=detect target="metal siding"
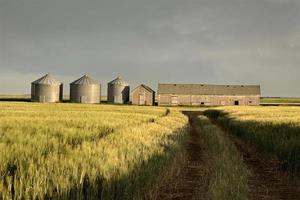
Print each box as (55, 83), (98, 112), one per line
(70, 84), (100, 104)
(31, 84), (60, 103)
(107, 84), (130, 104)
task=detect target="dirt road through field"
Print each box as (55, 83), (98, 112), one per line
(158, 111), (300, 200)
(157, 111), (209, 200)
(231, 137), (300, 200)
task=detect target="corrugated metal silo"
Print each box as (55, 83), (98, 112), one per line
(107, 76), (130, 104)
(31, 74), (63, 103)
(70, 75), (101, 104)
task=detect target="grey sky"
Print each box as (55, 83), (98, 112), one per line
(0, 0), (299, 96)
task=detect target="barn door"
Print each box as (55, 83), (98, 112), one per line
(139, 94), (145, 105)
(171, 96), (179, 105)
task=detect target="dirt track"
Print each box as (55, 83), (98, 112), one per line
(157, 112), (300, 200)
(232, 137), (300, 200)
(157, 111), (208, 200)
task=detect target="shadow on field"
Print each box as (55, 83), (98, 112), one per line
(33, 128), (186, 200)
(0, 98), (31, 102)
(204, 110), (300, 174)
(203, 109), (300, 174)
(204, 109), (300, 199)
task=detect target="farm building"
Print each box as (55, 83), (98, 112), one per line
(157, 84), (261, 106)
(31, 74), (63, 103)
(131, 84), (155, 106)
(70, 75), (101, 104)
(107, 76), (130, 104)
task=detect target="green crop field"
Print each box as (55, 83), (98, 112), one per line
(260, 97), (300, 104)
(0, 103), (188, 199)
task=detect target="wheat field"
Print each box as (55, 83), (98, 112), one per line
(205, 106), (300, 174)
(0, 103), (188, 200)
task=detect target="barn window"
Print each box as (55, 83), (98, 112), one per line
(249, 101), (252, 104)
(201, 102), (204, 105)
(234, 101), (239, 105)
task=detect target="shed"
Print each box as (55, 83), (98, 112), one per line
(132, 84), (155, 106)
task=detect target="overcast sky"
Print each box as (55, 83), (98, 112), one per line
(1, 0), (299, 96)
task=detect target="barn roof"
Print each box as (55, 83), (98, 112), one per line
(32, 74), (61, 85)
(157, 84), (261, 95)
(132, 84), (155, 93)
(70, 75), (99, 85)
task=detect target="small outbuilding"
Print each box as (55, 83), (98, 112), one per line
(31, 74), (63, 103)
(107, 76), (130, 104)
(70, 75), (101, 104)
(132, 84), (155, 106)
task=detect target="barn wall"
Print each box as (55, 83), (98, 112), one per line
(158, 94), (260, 106)
(157, 94), (170, 106)
(132, 86), (154, 105)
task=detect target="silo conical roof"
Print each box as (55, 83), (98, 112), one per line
(32, 74), (61, 85)
(70, 75), (99, 85)
(108, 76), (129, 85)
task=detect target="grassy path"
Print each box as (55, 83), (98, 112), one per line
(157, 111), (248, 200)
(157, 111), (209, 200)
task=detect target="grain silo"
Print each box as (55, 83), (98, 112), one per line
(107, 76), (130, 104)
(31, 74), (63, 102)
(70, 75), (101, 104)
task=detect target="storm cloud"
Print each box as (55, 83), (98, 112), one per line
(1, 0), (299, 96)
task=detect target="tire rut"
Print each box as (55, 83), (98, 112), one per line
(231, 137), (300, 200)
(157, 111), (208, 200)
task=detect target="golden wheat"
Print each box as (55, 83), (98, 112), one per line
(205, 106), (300, 174)
(0, 103), (188, 199)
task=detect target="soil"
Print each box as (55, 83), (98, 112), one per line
(231, 136), (300, 200)
(157, 111), (209, 200)
(157, 111), (300, 200)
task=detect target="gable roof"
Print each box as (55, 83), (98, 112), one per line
(157, 84), (261, 96)
(132, 84), (155, 93)
(70, 75), (99, 85)
(32, 74), (61, 85)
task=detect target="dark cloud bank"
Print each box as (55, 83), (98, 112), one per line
(0, 0), (299, 96)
